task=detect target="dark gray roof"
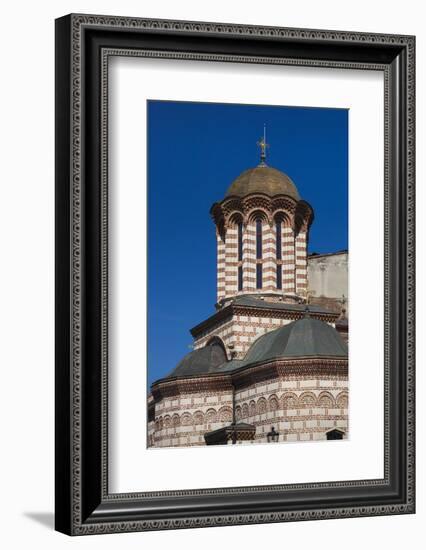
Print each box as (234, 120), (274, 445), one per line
(234, 316), (347, 368)
(154, 316), (347, 385)
(164, 342), (227, 379)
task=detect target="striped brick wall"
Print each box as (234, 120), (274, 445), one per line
(262, 221), (276, 291)
(224, 225), (238, 297)
(150, 390), (233, 448)
(216, 232), (226, 302)
(193, 314), (294, 358)
(235, 378), (348, 443)
(282, 225), (295, 293)
(295, 230), (308, 295)
(242, 223), (256, 293)
(149, 376), (348, 448)
(217, 219), (308, 300)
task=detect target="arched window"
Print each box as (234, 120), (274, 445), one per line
(256, 218), (263, 259)
(238, 221), (243, 291)
(256, 218), (263, 289)
(276, 220), (282, 259)
(238, 221), (243, 261)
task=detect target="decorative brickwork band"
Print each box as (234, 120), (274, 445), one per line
(211, 193), (313, 303)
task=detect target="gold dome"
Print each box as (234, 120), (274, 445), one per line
(226, 165), (299, 200)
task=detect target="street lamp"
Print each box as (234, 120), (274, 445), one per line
(267, 426), (279, 443)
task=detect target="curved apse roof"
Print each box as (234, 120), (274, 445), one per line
(154, 316), (347, 384)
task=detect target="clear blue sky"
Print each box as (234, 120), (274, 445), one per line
(147, 100), (348, 386)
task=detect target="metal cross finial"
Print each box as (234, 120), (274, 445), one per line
(257, 124), (269, 166)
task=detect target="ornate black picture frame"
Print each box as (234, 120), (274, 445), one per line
(55, 14), (415, 535)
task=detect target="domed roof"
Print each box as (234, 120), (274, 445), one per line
(226, 165), (299, 200)
(165, 342), (227, 379)
(241, 316), (347, 365)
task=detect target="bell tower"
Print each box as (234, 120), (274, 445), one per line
(190, 136), (336, 359)
(210, 133), (314, 308)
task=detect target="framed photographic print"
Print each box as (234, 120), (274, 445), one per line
(55, 14), (415, 535)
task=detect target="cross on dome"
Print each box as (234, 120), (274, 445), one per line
(257, 124), (269, 166)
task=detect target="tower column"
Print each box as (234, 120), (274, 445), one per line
(282, 225), (295, 293)
(295, 230), (308, 295)
(216, 231), (226, 303)
(262, 220), (276, 291)
(242, 221), (256, 293)
(224, 225), (238, 297)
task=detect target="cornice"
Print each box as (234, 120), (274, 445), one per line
(151, 356), (348, 400)
(190, 303), (339, 337)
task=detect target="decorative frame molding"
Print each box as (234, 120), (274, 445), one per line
(55, 13), (415, 535)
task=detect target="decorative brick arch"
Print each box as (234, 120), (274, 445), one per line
(282, 392), (298, 409)
(336, 391), (349, 409)
(163, 415), (171, 428)
(246, 208), (270, 224)
(227, 211), (244, 227)
(205, 408), (218, 424)
(204, 335), (228, 361)
(181, 412), (193, 426)
(218, 406), (232, 422)
(249, 400), (257, 417)
(235, 405), (242, 421)
(318, 391), (335, 408)
(193, 411), (204, 425)
(242, 403), (249, 419)
(257, 397), (267, 415)
(268, 394), (280, 412)
(298, 392), (317, 408)
(272, 210), (291, 226)
(172, 413), (180, 427)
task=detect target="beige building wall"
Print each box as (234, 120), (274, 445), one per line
(308, 251), (348, 311)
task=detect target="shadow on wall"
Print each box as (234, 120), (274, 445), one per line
(23, 512), (54, 530)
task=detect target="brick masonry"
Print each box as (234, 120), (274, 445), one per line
(148, 182), (348, 448)
(149, 365), (348, 448)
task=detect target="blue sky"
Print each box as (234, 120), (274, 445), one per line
(147, 100), (348, 386)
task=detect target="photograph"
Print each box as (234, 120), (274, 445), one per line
(147, 100), (349, 448)
(51, 8), (414, 538)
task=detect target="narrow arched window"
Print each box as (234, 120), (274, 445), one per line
(238, 222), (243, 262)
(237, 222), (243, 291)
(276, 221), (282, 259)
(256, 218), (263, 289)
(276, 265), (282, 290)
(256, 219), (262, 259)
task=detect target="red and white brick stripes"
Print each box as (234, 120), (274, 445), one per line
(295, 230), (308, 295)
(282, 225), (295, 293)
(216, 232), (226, 302)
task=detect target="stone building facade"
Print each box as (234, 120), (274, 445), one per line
(148, 139), (348, 448)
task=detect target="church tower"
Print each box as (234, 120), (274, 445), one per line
(190, 132), (338, 360)
(211, 130), (314, 306)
